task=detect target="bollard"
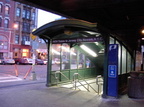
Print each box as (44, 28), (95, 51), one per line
(30, 71), (37, 80)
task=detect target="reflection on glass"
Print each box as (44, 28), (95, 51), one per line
(116, 41), (121, 75)
(86, 58), (91, 68)
(71, 48), (77, 69)
(51, 43), (98, 71)
(51, 44), (61, 71)
(78, 53), (85, 69)
(61, 43), (70, 70)
(122, 46), (126, 74)
(127, 52), (132, 73)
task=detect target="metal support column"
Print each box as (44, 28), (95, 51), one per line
(46, 39), (52, 87)
(102, 34), (109, 98)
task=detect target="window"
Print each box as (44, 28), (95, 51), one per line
(0, 17), (2, 27)
(22, 49), (29, 57)
(32, 12), (35, 20)
(5, 5), (10, 15)
(16, 8), (21, 17)
(0, 35), (8, 50)
(22, 35), (30, 41)
(0, 3), (2, 13)
(22, 9), (26, 18)
(4, 18), (9, 28)
(15, 35), (19, 44)
(26, 10), (30, 19)
(22, 22), (30, 32)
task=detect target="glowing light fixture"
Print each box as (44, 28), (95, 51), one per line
(61, 46), (76, 55)
(80, 45), (97, 57)
(142, 29), (144, 34)
(52, 49), (60, 55)
(95, 42), (99, 45)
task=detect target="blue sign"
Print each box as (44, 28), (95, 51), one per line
(107, 44), (118, 97)
(108, 65), (117, 78)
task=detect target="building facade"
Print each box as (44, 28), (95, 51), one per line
(0, 0), (15, 59)
(13, 2), (37, 58)
(0, 0), (37, 59)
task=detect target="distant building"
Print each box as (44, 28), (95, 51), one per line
(0, 0), (15, 58)
(13, 2), (38, 58)
(0, 0), (38, 59)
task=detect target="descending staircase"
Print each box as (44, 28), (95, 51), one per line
(54, 71), (103, 95)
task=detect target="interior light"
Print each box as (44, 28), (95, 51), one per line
(80, 45), (97, 57)
(61, 46), (76, 55)
(52, 49), (60, 55)
(141, 29), (144, 34)
(95, 42), (99, 45)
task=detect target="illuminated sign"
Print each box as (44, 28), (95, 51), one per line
(52, 37), (103, 44)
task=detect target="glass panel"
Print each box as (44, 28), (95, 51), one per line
(110, 37), (115, 44)
(78, 53), (85, 69)
(86, 57), (91, 68)
(116, 41), (121, 75)
(3, 45), (8, 49)
(70, 47), (77, 69)
(122, 46), (126, 74)
(51, 44), (61, 71)
(127, 52), (132, 73)
(16, 8), (21, 17)
(22, 9), (26, 18)
(61, 43), (70, 70)
(4, 19), (9, 28)
(5, 5), (10, 14)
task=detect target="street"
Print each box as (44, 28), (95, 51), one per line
(0, 64), (47, 83)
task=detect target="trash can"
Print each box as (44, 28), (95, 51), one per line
(128, 71), (144, 98)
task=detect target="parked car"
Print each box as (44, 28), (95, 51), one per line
(14, 58), (35, 65)
(43, 59), (48, 65)
(35, 59), (44, 65)
(1, 58), (15, 65)
(14, 58), (23, 64)
(24, 58), (35, 65)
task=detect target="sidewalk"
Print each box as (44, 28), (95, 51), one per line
(0, 80), (144, 107)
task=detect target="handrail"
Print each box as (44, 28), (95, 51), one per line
(96, 75), (103, 95)
(54, 71), (71, 85)
(73, 73), (98, 93)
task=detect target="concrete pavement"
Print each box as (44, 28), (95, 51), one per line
(0, 80), (144, 107)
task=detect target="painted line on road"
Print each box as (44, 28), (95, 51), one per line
(0, 75), (23, 83)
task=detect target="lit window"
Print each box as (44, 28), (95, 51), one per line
(15, 35), (19, 44)
(22, 9), (26, 18)
(4, 18), (9, 28)
(22, 49), (29, 52)
(0, 4), (2, 13)
(26, 10), (30, 19)
(5, 5), (10, 15)
(32, 12), (35, 20)
(22, 53), (27, 57)
(16, 8), (21, 17)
